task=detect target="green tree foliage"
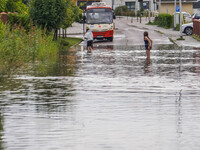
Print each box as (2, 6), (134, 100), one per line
(22, 0), (29, 4)
(62, 0), (82, 28)
(0, 0), (7, 12)
(114, 5), (128, 16)
(5, 0), (28, 14)
(7, 13), (30, 31)
(29, 0), (66, 31)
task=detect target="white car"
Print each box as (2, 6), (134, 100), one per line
(174, 12), (192, 23)
(182, 22), (193, 35)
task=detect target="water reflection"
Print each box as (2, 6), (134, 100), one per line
(0, 113), (3, 150)
(0, 44), (200, 150)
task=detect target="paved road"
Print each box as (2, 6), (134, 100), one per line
(104, 18), (171, 46)
(69, 18), (171, 48)
(68, 17), (200, 48)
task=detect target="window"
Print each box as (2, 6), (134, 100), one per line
(125, 2), (135, 11)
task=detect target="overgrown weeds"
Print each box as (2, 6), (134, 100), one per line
(0, 20), (59, 75)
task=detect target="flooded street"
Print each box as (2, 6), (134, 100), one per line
(0, 43), (200, 149)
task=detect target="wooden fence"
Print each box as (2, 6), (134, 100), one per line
(193, 19), (200, 37)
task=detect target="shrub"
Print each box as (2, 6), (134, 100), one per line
(114, 6), (128, 16)
(157, 13), (173, 28)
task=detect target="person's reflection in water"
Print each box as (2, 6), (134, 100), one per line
(0, 114), (4, 150)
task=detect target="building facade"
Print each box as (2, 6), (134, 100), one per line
(76, 0), (198, 15)
(103, 0), (157, 12)
(157, 0), (198, 15)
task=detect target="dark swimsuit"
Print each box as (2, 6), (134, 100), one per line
(144, 38), (152, 50)
(144, 39), (149, 50)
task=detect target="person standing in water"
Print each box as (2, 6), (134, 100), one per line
(84, 29), (94, 52)
(144, 31), (152, 64)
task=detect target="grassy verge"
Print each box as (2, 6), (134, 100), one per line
(0, 21), (82, 75)
(192, 34), (200, 41)
(59, 37), (83, 50)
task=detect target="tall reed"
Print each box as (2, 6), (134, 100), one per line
(0, 20), (60, 75)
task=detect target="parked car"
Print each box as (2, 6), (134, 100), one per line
(174, 12), (192, 23)
(182, 22), (193, 35)
(192, 12), (200, 20)
(182, 12), (192, 22)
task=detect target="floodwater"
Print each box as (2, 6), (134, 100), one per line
(0, 44), (200, 150)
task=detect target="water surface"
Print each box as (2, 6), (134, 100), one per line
(0, 45), (200, 150)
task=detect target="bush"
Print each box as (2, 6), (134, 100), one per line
(114, 6), (128, 16)
(157, 13), (173, 28)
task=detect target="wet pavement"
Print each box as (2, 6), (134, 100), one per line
(68, 17), (200, 48)
(0, 18), (200, 150)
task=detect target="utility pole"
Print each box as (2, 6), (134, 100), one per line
(112, 0), (114, 10)
(174, 0), (177, 30)
(180, 0), (183, 39)
(159, 0), (161, 14)
(138, 0), (143, 23)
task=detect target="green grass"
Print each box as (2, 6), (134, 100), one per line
(0, 20), (83, 75)
(62, 37), (83, 49)
(192, 34), (200, 41)
(177, 37), (185, 40)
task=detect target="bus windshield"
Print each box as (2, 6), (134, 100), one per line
(86, 8), (113, 24)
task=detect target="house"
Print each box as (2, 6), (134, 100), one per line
(157, 0), (198, 15)
(76, 0), (156, 12)
(103, 0), (156, 11)
(193, 1), (200, 13)
(76, 0), (197, 16)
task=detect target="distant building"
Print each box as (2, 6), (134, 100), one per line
(193, 1), (200, 13)
(76, 0), (157, 12)
(76, 0), (198, 15)
(156, 0), (198, 15)
(103, 0), (157, 12)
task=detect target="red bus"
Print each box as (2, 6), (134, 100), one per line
(85, 2), (115, 41)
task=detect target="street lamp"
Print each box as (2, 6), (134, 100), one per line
(138, 0), (143, 23)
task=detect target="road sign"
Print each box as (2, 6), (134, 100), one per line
(176, 6), (180, 12)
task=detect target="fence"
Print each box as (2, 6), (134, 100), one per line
(193, 19), (200, 37)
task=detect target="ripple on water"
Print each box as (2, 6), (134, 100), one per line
(0, 46), (200, 150)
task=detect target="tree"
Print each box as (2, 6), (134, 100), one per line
(62, 0), (82, 28)
(5, 0), (28, 14)
(114, 6), (129, 16)
(22, 0), (29, 4)
(0, 0), (7, 12)
(29, 0), (66, 32)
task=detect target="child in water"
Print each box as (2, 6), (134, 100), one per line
(84, 29), (94, 52)
(144, 31), (152, 64)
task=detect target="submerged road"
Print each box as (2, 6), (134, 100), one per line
(98, 18), (172, 46)
(69, 18), (172, 47)
(1, 18), (200, 150)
